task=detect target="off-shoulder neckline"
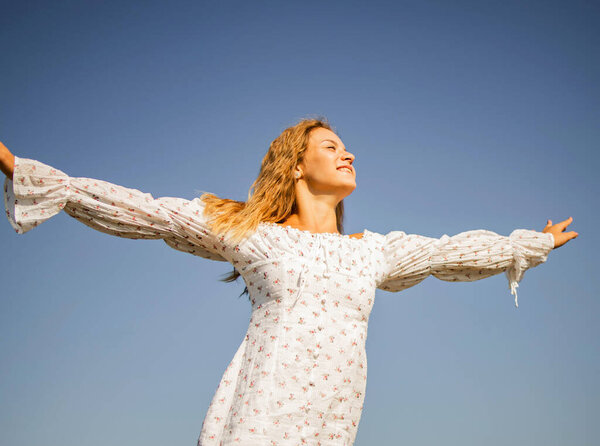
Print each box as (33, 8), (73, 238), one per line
(259, 221), (372, 241)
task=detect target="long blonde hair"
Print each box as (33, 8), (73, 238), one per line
(200, 116), (346, 298)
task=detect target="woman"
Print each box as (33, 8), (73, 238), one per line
(0, 118), (578, 445)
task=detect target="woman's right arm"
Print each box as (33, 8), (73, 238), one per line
(1, 143), (230, 263)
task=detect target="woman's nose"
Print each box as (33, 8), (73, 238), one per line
(343, 151), (355, 163)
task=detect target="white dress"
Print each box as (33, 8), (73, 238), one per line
(4, 157), (555, 446)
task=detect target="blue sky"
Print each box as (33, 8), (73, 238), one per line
(1, 1), (597, 445)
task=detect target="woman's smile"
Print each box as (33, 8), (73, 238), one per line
(337, 165), (354, 174)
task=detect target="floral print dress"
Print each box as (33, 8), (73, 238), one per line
(4, 157), (555, 446)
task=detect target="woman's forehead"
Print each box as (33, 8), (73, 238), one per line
(310, 127), (342, 144)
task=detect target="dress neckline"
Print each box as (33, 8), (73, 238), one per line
(259, 221), (369, 241)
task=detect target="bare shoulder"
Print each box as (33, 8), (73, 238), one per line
(349, 232), (364, 240)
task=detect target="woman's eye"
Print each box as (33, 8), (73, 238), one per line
(328, 146), (336, 150)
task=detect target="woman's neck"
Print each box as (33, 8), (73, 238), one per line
(277, 213), (340, 235)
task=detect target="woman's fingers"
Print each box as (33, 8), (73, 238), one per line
(559, 231), (579, 241)
(541, 217), (578, 248)
(554, 231), (579, 248)
(559, 216), (574, 231)
(546, 216), (574, 234)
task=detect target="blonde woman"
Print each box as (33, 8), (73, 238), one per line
(0, 118), (577, 445)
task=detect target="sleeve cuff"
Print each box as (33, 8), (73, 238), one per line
(3, 156), (71, 234)
(505, 229), (554, 307)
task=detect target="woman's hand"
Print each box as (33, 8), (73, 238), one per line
(0, 141), (15, 180)
(542, 217), (578, 249)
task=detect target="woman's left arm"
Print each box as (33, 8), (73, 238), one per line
(376, 218), (578, 307)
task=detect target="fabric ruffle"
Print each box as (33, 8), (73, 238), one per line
(505, 229), (555, 307)
(4, 157), (70, 234)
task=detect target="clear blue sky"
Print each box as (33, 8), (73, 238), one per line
(1, 1), (597, 445)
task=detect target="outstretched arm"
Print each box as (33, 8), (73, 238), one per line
(376, 219), (577, 307)
(1, 142), (229, 262)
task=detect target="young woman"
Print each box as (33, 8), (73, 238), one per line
(0, 118), (577, 445)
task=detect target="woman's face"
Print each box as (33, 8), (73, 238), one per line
(296, 127), (356, 200)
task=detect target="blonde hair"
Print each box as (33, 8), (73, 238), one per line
(200, 116), (347, 298)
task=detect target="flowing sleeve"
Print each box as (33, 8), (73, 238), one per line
(3, 156), (228, 262)
(375, 228), (555, 307)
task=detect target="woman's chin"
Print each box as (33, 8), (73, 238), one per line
(340, 182), (357, 197)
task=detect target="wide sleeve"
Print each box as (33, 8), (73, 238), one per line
(3, 156), (228, 262)
(375, 228), (555, 307)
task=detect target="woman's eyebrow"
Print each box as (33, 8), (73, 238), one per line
(322, 139), (350, 152)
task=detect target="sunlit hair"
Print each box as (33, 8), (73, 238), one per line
(200, 116), (346, 298)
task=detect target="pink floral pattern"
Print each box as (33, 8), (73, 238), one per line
(3, 157), (555, 445)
